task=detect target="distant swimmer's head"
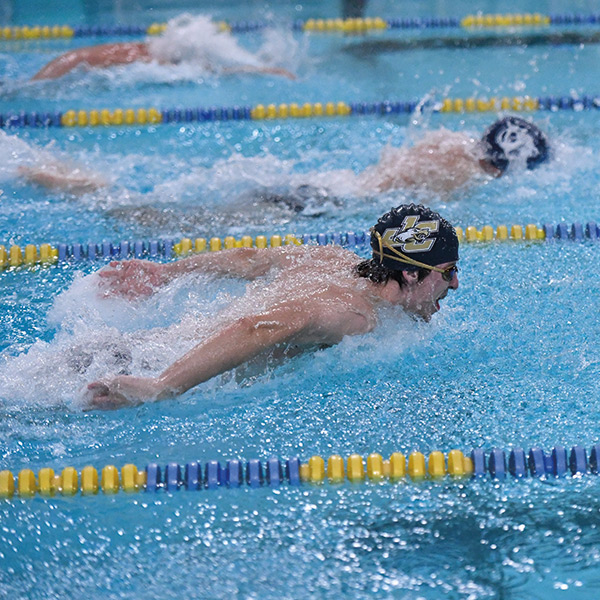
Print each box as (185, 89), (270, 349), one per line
(481, 115), (550, 174)
(356, 204), (459, 320)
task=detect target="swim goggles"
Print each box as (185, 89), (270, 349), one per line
(440, 265), (459, 282)
(372, 230), (458, 281)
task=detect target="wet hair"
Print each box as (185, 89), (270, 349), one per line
(481, 115), (550, 173)
(355, 258), (430, 287)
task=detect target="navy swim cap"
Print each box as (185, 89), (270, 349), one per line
(370, 204), (459, 271)
(481, 115), (549, 173)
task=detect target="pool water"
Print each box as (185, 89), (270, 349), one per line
(2, 1), (600, 598)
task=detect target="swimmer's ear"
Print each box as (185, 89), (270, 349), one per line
(401, 270), (420, 285)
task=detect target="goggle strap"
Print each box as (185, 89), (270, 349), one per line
(371, 230), (445, 274)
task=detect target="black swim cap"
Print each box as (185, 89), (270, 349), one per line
(370, 204), (459, 271)
(481, 115), (549, 173)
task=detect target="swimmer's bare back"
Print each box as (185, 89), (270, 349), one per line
(31, 42), (151, 80)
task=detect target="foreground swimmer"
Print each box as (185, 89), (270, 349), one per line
(31, 14), (296, 80)
(20, 115), (550, 208)
(84, 203), (459, 410)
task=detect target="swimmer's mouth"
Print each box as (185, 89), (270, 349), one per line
(435, 291), (448, 311)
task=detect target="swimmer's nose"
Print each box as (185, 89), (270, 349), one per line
(449, 273), (459, 290)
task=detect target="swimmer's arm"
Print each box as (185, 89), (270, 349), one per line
(84, 302), (370, 409)
(84, 303), (318, 409)
(221, 66), (297, 80)
(19, 164), (108, 194)
(163, 246), (298, 278)
(31, 42), (150, 80)
(98, 247), (297, 299)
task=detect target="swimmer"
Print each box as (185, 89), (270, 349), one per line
(356, 115), (550, 195)
(20, 115), (550, 210)
(31, 14), (296, 80)
(84, 203), (460, 410)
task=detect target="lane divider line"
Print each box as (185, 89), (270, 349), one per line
(0, 223), (597, 271)
(2, 13), (600, 41)
(1, 93), (598, 130)
(1, 445), (597, 499)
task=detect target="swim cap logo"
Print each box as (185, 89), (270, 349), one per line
(382, 216), (439, 253)
(495, 121), (539, 161)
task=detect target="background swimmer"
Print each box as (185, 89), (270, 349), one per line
(31, 14), (296, 80)
(356, 115), (550, 195)
(19, 116), (551, 212)
(84, 203), (460, 410)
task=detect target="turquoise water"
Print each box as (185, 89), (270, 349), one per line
(2, 1), (600, 598)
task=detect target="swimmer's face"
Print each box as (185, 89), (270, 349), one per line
(402, 261), (459, 322)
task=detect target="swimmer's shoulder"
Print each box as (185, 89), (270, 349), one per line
(310, 286), (378, 338)
(418, 128), (476, 147)
(270, 243), (359, 267)
(91, 41), (150, 61)
(307, 244), (358, 261)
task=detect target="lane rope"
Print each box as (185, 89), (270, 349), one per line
(1, 444), (597, 499)
(1, 13), (600, 41)
(0, 93), (598, 129)
(0, 222), (598, 270)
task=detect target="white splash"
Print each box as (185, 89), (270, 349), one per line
(147, 13), (296, 72)
(0, 130), (53, 181)
(0, 270), (238, 407)
(150, 152), (364, 205)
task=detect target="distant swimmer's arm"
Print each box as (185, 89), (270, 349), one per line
(84, 301), (319, 409)
(221, 65), (297, 79)
(97, 247), (299, 299)
(31, 42), (150, 80)
(19, 164), (108, 195)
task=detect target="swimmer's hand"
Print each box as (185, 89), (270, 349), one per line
(84, 375), (159, 410)
(222, 65), (296, 80)
(98, 259), (168, 299)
